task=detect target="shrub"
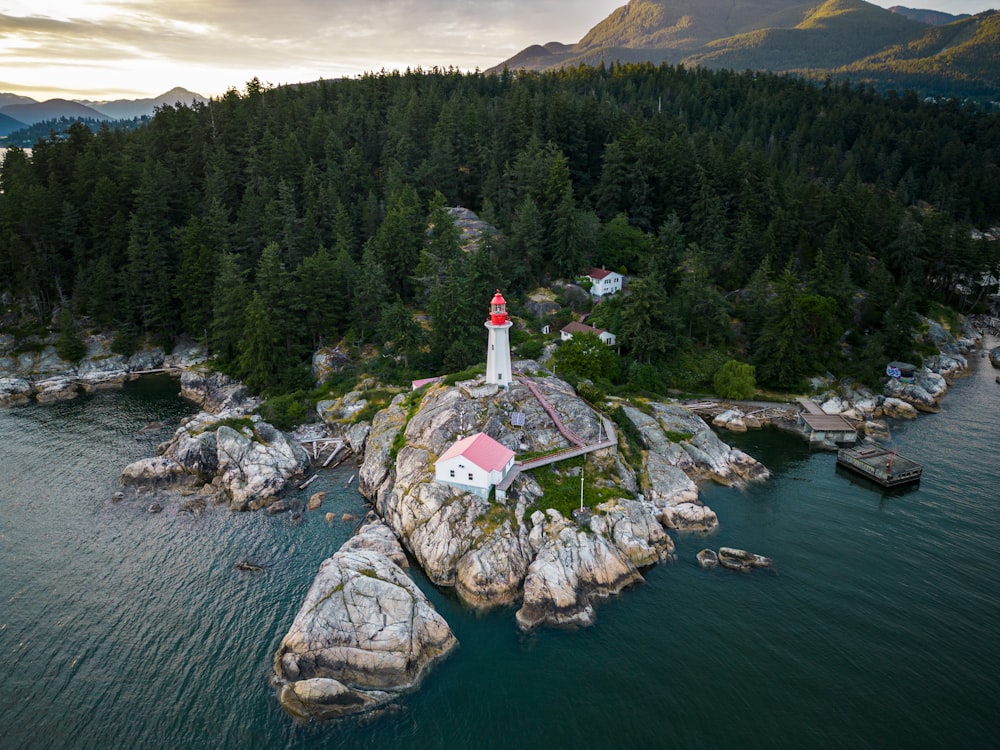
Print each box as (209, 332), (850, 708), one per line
(257, 391), (310, 430)
(517, 338), (544, 360)
(713, 359), (757, 400)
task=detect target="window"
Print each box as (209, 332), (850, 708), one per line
(468, 473), (474, 481)
(449, 469), (455, 478)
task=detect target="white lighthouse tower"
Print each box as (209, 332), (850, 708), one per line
(485, 290), (514, 389)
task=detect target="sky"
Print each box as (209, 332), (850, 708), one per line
(1, 0), (996, 102)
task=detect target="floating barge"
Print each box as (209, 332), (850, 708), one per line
(836, 445), (923, 487)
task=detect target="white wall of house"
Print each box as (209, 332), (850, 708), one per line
(589, 271), (623, 297)
(434, 454), (515, 496)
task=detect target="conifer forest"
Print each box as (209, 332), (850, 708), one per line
(1, 64), (998, 405)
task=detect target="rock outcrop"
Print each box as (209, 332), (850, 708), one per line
(517, 508), (643, 630)
(353, 376), (765, 630)
(717, 547), (774, 572)
(620, 402), (768, 533)
(120, 373), (307, 509)
(215, 422), (310, 510)
(179, 369), (256, 413)
(273, 518), (457, 721)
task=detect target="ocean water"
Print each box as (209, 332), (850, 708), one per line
(0, 361), (997, 749)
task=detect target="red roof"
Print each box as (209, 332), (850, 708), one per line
(491, 290), (506, 305)
(438, 432), (514, 472)
(586, 268), (614, 280)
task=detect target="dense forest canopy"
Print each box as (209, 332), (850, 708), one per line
(1, 63), (998, 398)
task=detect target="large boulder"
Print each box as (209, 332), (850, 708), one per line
(990, 346), (1000, 369)
(179, 369), (255, 413)
(0, 376), (32, 406)
(126, 348), (166, 372)
(161, 428), (219, 480)
(215, 422), (310, 510)
(881, 397), (919, 420)
(884, 374), (944, 413)
(272, 521), (457, 721)
(312, 345), (351, 385)
(33, 376), (78, 403)
(77, 354), (129, 390)
(717, 547), (773, 572)
(658, 502), (719, 533)
(120, 456), (201, 490)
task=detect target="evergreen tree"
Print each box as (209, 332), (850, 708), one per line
(237, 290), (282, 393)
(210, 253), (248, 366)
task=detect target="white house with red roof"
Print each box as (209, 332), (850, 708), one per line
(584, 267), (623, 297)
(434, 432), (516, 498)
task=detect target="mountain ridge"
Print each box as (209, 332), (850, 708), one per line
(494, 0), (999, 100)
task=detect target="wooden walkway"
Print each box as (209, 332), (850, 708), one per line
(497, 379), (617, 495)
(518, 376), (586, 447)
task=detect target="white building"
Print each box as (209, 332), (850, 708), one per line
(485, 290), (514, 389)
(434, 432), (516, 498)
(560, 321), (617, 347)
(585, 268), (623, 297)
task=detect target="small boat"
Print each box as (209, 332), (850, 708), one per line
(836, 445), (922, 487)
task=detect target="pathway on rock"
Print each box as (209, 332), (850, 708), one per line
(497, 377), (617, 495)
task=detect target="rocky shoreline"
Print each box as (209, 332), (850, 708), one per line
(0, 333), (206, 406)
(6, 316), (989, 723)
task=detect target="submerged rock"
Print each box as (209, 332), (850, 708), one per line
(717, 547), (773, 572)
(696, 549), (719, 568)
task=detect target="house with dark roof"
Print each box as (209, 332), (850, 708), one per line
(560, 320), (616, 346)
(434, 432), (516, 498)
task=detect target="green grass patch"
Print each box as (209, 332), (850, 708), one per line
(350, 388), (397, 424)
(927, 302), (963, 333)
(610, 405), (645, 460)
(523, 456), (621, 520)
(664, 430), (693, 443)
(443, 364), (485, 385)
(204, 416), (255, 435)
(476, 503), (513, 535)
(388, 388), (424, 463)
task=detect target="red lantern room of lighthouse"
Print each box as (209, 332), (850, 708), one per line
(485, 289), (514, 388)
(490, 291), (508, 325)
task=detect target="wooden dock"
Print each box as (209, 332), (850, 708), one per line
(836, 445), (922, 487)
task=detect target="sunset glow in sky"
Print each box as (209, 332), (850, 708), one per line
(1, 0), (996, 102)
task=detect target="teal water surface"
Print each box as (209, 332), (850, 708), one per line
(1, 362), (997, 749)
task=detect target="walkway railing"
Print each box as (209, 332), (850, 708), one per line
(496, 378), (617, 495)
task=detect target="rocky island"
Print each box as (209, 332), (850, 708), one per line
(271, 364), (770, 719)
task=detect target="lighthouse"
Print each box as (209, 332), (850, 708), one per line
(485, 290), (514, 389)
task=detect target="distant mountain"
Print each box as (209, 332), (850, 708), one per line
(0, 93), (36, 109)
(0, 87), (209, 126)
(0, 99), (111, 127)
(494, 0), (1000, 100)
(888, 6), (970, 25)
(80, 87), (209, 120)
(0, 111), (27, 138)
